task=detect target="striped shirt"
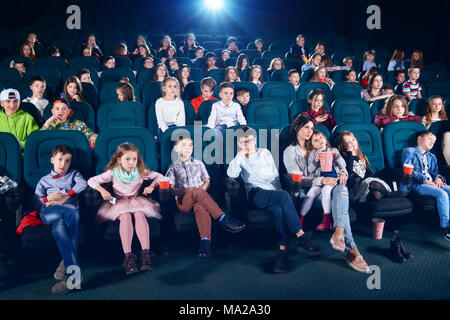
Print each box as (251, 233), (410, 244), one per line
(402, 80), (422, 100)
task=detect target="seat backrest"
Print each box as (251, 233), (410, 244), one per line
(69, 56), (100, 72)
(81, 82), (98, 111)
(198, 100), (218, 125)
(136, 68), (155, 88)
(35, 57), (67, 75)
(100, 67), (136, 84)
(23, 130), (92, 188)
(207, 68), (226, 84)
(289, 99), (331, 123)
(189, 68), (203, 81)
(332, 123), (384, 173)
(64, 66), (99, 88)
(24, 67), (62, 93)
(0, 132), (22, 182)
(408, 98), (428, 117)
(381, 121), (426, 168)
(175, 57), (193, 67)
(251, 58), (271, 70)
(331, 82), (363, 101)
(20, 102), (43, 127)
(113, 56), (132, 69)
(426, 82), (450, 101)
(262, 50), (283, 60)
(94, 128), (159, 174)
(141, 81), (162, 109)
(300, 69), (314, 83)
(283, 58), (303, 71)
(331, 70), (347, 83)
(246, 98), (289, 129)
(239, 49), (261, 61)
(270, 69), (289, 82)
(370, 98), (387, 121)
(261, 81), (296, 105)
(0, 68), (22, 86)
(296, 82), (332, 104)
(331, 98), (371, 124)
(96, 101), (146, 132)
(231, 81), (259, 100)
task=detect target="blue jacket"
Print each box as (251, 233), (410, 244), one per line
(399, 147), (445, 194)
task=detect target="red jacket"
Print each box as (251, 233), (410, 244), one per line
(16, 210), (46, 236)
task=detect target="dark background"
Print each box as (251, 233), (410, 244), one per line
(1, 0), (449, 64)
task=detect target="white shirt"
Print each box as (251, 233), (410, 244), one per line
(155, 97), (185, 132)
(23, 97), (49, 118)
(227, 148), (281, 193)
(206, 100), (246, 129)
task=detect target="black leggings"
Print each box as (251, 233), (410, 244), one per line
(366, 181), (404, 201)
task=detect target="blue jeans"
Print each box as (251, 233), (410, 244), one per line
(413, 184), (450, 228)
(158, 125), (176, 141)
(249, 188), (302, 246)
(331, 185), (356, 249)
(214, 124), (227, 135)
(39, 205), (80, 270)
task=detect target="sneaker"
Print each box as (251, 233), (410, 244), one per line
(198, 239), (211, 258)
(220, 215), (246, 233)
(297, 232), (322, 256)
(346, 253), (370, 273)
(140, 249), (153, 271)
(273, 250), (288, 274)
(316, 214), (332, 231)
(54, 260), (65, 280)
(123, 253), (139, 275)
(51, 274), (83, 295)
(330, 234), (346, 252)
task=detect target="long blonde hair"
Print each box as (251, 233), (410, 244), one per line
(105, 142), (150, 175)
(337, 131), (372, 171)
(424, 95), (447, 127)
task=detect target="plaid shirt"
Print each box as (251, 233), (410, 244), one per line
(374, 113), (422, 130)
(0, 174), (18, 195)
(166, 158), (210, 190)
(302, 108), (337, 132)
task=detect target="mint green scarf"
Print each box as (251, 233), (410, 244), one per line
(112, 166), (139, 184)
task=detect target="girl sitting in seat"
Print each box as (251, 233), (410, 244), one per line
(247, 65), (264, 92)
(88, 142), (164, 275)
(374, 95), (421, 130)
(151, 63), (169, 82)
(337, 131), (404, 203)
(63, 76), (85, 102)
(302, 130), (348, 231)
(176, 64), (193, 96)
(310, 66), (335, 87)
(301, 88), (337, 132)
(422, 95), (447, 128)
(116, 78), (136, 102)
(223, 66), (241, 83)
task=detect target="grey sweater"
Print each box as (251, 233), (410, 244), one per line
(283, 144), (322, 188)
(308, 148), (348, 177)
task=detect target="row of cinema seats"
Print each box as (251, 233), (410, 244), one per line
(1, 118), (449, 257)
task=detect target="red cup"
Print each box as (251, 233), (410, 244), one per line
(403, 164), (414, 175)
(292, 173), (302, 182)
(159, 180), (170, 189)
(371, 218), (385, 240)
(319, 78), (325, 82)
(90, 139), (95, 149)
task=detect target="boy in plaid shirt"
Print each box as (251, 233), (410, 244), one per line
(166, 135), (245, 257)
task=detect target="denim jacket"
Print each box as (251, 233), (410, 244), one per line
(399, 147), (446, 194)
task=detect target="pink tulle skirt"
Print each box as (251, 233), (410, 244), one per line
(96, 196), (162, 223)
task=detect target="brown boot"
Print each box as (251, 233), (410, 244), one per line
(346, 251), (370, 273)
(123, 253), (139, 275)
(140, 249), (153, 271)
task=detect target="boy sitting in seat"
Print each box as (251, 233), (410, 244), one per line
(22, 76), (49, 122)
(33, 144), (87, 294)
(400, 130), (450, 242)
(166, 134), (245, 258)
(191, 77), (218, 116)
(0, 89), (39, 149)
(235, 87), (250, 116)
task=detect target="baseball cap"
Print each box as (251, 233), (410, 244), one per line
(0, 89), (20, 102)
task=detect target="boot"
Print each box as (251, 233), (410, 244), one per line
(389, 233), (406, 263)
(140, 249), (153, 271)
(316, 214), (332, 231)
(123, 252), (139, 275)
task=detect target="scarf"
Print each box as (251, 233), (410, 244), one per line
(113, 166), (138, 184)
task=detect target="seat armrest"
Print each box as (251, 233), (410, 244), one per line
(4, 187), (23, 228)
(281, 174), (304, 194)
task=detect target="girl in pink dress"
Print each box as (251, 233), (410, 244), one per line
(88, 142), (163, 275)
